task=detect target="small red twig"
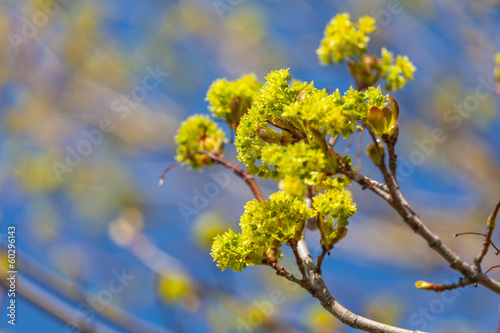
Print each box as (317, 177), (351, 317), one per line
(158, 160), (183, 186)
(196, 150), (266, 202)
(484, 265), (500, 276)
(316, 246), (329, 273)
(454, 232), (500, 255)
(474, 265), (500, 287)
(417, 277), (474, 292)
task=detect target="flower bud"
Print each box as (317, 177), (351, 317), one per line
(415, 281), (434, 290)
(367, 106), (386, 135)
(387, 94), (399, 122)
(366, 142), (384, 166)
(229, 96), (243, 127)
(257, 127), (282, 144)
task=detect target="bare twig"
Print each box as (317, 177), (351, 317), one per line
(158, 160), (183, 186)
(421, 277), (474, 293)
(385, 140), (398, 178)
(348, 153), (500, 293)
(484, 265), (500, 276)
(454, 232), (500, 255)
(316, 246), (329, 273)
(267, 262), (302, 285)
(338, 165), (392, 202)
(295, 239), (426, 333)
(474, 201), (500, 269)
(196, 150), (265, 201)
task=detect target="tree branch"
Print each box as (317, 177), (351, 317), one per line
(210, 147), (429, 332)
(454, 232), (500, 254)
(418, 277), (474, 292)
(295, 239), (427, 333)
(473, 201), (500, 269)
(267, 261), (302, 285)
(197, 150), (265, 201)
(346, 132), (500, 294)
(338, 165), (392, 202)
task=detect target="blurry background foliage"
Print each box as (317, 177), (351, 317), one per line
(0, 0), (500, 332)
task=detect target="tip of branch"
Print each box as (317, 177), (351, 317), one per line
(158, 160), (183, 187)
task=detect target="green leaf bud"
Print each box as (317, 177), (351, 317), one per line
(366, 142), (385, 166)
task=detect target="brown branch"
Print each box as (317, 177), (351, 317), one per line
(385, 141), (398, 178)
(267, 262), (302, 285)
(316, 246), (329, 273)
(384, 180), (500, 293)
(343, 125), (500, 294)
(484, 265), (500, 275)
(474, 201), (500, 269)
(420, 277), (474, 293)
(197, 150), (265, 202)
(338, 165), (392, 202)
(348, 148), (500, 293)
(294, 239), (427, 333)
(158, 160), (183, 186)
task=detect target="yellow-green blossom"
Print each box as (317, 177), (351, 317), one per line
(317, 13), (376, 65)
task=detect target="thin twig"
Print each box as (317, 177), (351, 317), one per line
(338, 165), (392, 202)
(159, 160), (183, 186)
(267, 262), (302, 285)
(196, 150), (265, 201)
(349, 155), (500, 293)
(422, 277), (474, 293)
(474, 201), (500, 269)
(484, 265), (500, 275)
(385, 140), (398, 178)
(454, 232), (500, 255)
(316, 246), (329, 273)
